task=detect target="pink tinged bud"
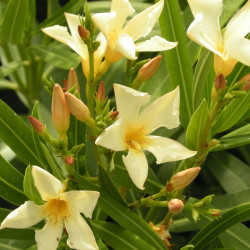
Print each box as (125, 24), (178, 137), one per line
(63, 79), (68, 90)
(166, 182), (173, 193)
(64, 155), (74, 165)
(78, 25), (88, 39)
(65, 92), (90, 122)
(208, 209), (221, 217)
(243, 83), (250, 91)
(170, 167), (201, 191)
(168, 199), (184, 215)
(214, 73), (226, 90)
(138, 55), (162, 81)
(67, 68), (80, 93)
(52, 84), (70, 135)
(110, 111), (119, 120)
(96, 81), (106, 104)
(29, 116), (45, 135)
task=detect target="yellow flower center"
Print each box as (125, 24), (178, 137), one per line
(43, 198), (71, 224)
(124, 126), (149, 152)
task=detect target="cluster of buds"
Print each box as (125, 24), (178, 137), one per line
(63, 68), (80, 95)
(191, 195), (221, 221)
(95, 81), (119, 130)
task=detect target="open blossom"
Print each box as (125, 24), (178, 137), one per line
(96, 84), (196, 189)
(92, 0), (177, 63)
(0, 166), (99, 250)
(42, 13), (107, 78)
(187, 0), (250, 76)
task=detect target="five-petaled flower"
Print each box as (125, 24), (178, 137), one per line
(95, 84), (196, 190)
(42, 13), (107, 79)
(92, 0), (177, 63)
(187, 0), (250, 76)
(0, 166), (99, 250)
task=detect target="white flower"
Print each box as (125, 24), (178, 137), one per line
(42, 13), (107, 78)
(95, 84), (196, 190)
(0, 166), (100, 250)
(187, 0), (250, 76)
(92, 0), (177, 62)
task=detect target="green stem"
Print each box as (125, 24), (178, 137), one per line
(87, 48), (95, 116)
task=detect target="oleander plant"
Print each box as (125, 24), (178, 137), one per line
(0, 0), (250, 249)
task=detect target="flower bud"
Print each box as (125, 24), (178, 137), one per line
(63, 79), (68, 90)
(166, 182), (173, 192)
(243, 83), (250, 91)
(214, 73), (226, 90)
(68, 68), (80, 94)
(29, 116), (46, 135)
(95, 81), (106, 113)
(138, 55), (162, 82)
(65, 92), (90, 122)
(168, 199), (184, 215)
(64, 155), (74, 165)
(78, 25), (88, 39)
(206, 209), (221, 217)
(170, 167), (201, 191)
(52, 84), (70, 135)
(109, 111), (119, 120)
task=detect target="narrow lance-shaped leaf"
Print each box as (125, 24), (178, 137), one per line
(0, 155), (27, 206)
(189, 203), (250, 250)
(186, 99), (209, 150)
(0, 100), (43, 167)
(1, 0), (29, 44)
(157, 0), (194, 128)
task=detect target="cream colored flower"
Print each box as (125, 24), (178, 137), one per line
(0, 166), (99, 250)
(187, 0), (250, 76)
(96, 84), (196, 190)
(42, 13), (107, 78)
(92, 0), (177, 63)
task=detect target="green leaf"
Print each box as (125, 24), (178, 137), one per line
(23, 166), (43, 205)
(0, 80), (18, 90)
(35, 0), (86, 33)
(0, 155), (27, 205)
(0, 100), (42, 167)
(207, 152), (250, 193)
(212, 124), (250, 151)
(91, 220), (154, 250)
(189, 203), (250, 250)
(31, 45), (80, 70)
(180, 245), (194, 250)
(1, 0), (29, 43)
(98, 166), (126, 205)
(158, 0), (194, 128)
(193, 50), (213, 109)
(76, 176), (167, 250)
(186, 99), (209, 150)
(212, 91), (250, 135)
(0, 61), (25, 79)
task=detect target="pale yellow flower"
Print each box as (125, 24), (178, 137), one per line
(187, 0), (250, 76)
(0, 166), (99, 250)
(96, 85), (196, 189)
(42, 13), (107, 78)
(92, 0), (177, 63)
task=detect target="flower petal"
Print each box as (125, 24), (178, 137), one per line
(92, 12), (116, 43)
(124, 0), (164, 41)
(114, 84), (150, 125)
(32, 166), (63, 201)
(65, 212), (98, 250)
(139, 86), (180, 134)
(144, 136), (197, 164)
(61, 190), (99, 218)
(110, 0), (135, 32)
(122, 149), (148, 190)
(135, 36), (177, 52)
(64, 13), (81, 40)
(187, 0), (223, 56)
(224, 1), (250, 66)
(114, 33), (136, 59)
(35, 220), (63, 250)
(95, 119), (127, 151)
(0, 201), (44, 229)
(42, 25), (87, 60)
